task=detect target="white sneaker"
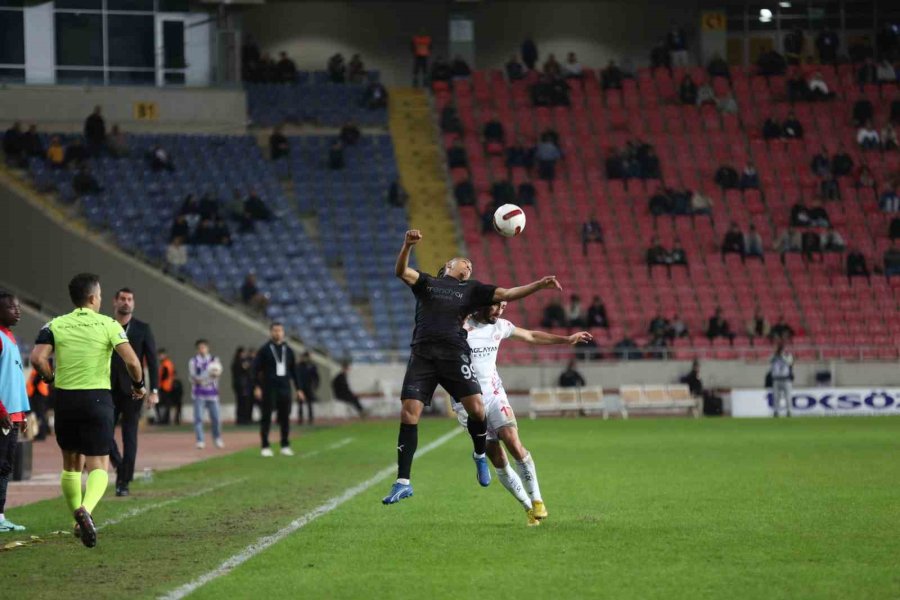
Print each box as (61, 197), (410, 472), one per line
(280, 447), (295, 457)
(196, 441), (205, 449)
(214, 438), (225, 449)
(261, 447), (274, 457)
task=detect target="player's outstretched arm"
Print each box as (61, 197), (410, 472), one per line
(395, 229), (422, 286)
(493, 276), (561, 302)
(510, 327), (593, 346)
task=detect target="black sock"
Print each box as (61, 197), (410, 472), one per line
(467, 415), (488, 455)
(397, 423), (418, 480)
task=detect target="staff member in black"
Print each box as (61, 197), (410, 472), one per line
(253, 322), (304, 457)
(108, 288), (158, 497)
(295, 351), (319, 425)
(383, 229), (561, 505)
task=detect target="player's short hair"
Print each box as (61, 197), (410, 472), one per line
(158, 347), (167, 354)
(68, 273), (101, 306)
(195, 339), (209, 347)
(270, 321), (284, 329)
(0, 289), (15, 304)
(115, 287), (134, 298)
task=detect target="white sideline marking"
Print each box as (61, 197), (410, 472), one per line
(300, 436), (354, 458)
(99, 479), (244, 530)
(160, 428), (463, 600)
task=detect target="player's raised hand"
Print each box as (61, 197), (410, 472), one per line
(568, 331), (594, 345)
(404, 230), (422, 246)
(538, 276), (562, 291)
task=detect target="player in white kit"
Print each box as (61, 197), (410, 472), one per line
(452, 301), (592, 526)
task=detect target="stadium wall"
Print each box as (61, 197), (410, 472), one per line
(0, 86), (246, 131)
(243, 0), (700, 86)
(0, 174), (338, 402)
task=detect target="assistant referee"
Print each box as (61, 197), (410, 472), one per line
(30, 273), (146, 548)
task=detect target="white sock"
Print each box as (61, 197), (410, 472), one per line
(473, 452), (485, 459)
(496, 464), (532, 510)
(0, 513), (4, 521)
(514, 453), (543, 502)
(396, 478), (410, 485)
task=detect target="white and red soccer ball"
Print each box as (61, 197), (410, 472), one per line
(493, 204), (526, 238)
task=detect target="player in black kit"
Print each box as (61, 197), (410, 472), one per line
(383, 229), (562, 504)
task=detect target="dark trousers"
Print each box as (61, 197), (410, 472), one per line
(109, 390), (142, 487)
(298, 391), (315, 424)
(0, 427), (18, 513)
(413, 56), (429, 86)
(235, 389), (254, 425)
(337, 394), (365, 416)
(260, 386), (292, 448)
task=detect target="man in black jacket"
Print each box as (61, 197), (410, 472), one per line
(253, 323), (304, 456)
(331, 360), (365, 417)
(295, 351), (319, 425)
(109, 288), (159, 496)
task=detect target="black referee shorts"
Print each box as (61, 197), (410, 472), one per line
(55, 389), (115, 456)
(401, 345), (482, 405)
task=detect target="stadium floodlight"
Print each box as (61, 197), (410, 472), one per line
(759, 8), (773, 22)
(779, 1), (792, 7)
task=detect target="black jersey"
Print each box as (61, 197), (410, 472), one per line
(408, 271), (497, 352)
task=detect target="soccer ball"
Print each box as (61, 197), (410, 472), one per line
(493, 204), (526, 238)
(207, 361), (223, 378)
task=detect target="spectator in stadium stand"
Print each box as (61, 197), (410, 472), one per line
(856, 165), (876, 189)
(557, 360), (586, 388)
(650, 38), (672, 72)
(450, 56), (472, 80)
(790, 202), (811, 227)
(106, 124), (128, 158)
(269, 125), (289, 161)
(84, 105), (106, 155)
(679, 74), (698, 105)
(885, 240), (900, 277)
(276, 51), (297, 83)
(505, 136), (533, 176)
(295, 351), (319, 425)
(746, 307), (770, 345)
(447, 138), (468, 170)
(239, 190), (268, 222)
(363, 81), (388, 109)
(696, 82), (716, 106)
(411, 31), (432, 86)
(581, 217), (604, 256)
(646, 236), (669, 274)
(892, 100), (900, 125)
(783, 27), (804, 65)
(387, 180), (408, 208)
(169, 215), (190, 242)
(670, 314), (688, 338)
(340, 121), (361, 146)
(670, 241), (688, 269)
(811, 147), (831, 176)
(717, 93), (738, 115)
(807, 72), (833, 100)
(714, 164), (739, 189)
(614, 332), (642, 360)
(535, 134), (562, 188)
(165, 236), (188, 277)
(763, 117), (783, 140)
(586, 296), (609, 329)
(63, 137), (88, 167)
(832, 145), (854, 177)
(483, 118), (505, 150)
(740, 162), (760, 189)
(231, 347), (254, 425)
(2, 121), (23, 167)
(705, 307), (736, 344)
(822, 226), (846, 252)
(72, 165), (103, 196)
(542, 54), (562, 78)
(521, 37), (538, 71)
(541, 300), (566, 328)
(882, 123), (898, 150)
(648, 314), (670, 340)
(807, 200), (831, 227)
(786, 70), (809, 103)
(881, 186), (900, 212)
(197, 192), (219, 221)
(815, 27), (839, 64)
(213, 217), (232, 246)
(241, 273), (269, 312)
(348, 54), (366, 84)
(846, 249), (871, 285)
(149, 145), (175, 172)
(20, 123), (43, 159)
(853, 98), (874, 127)
(45, 137), (64, 168)
(721, 222), (746, 262)
(429, 56), (452, 84)
(773, 227), (802, 262)
(877, 58), (897, 83)
(757, 49), (787, 77)
(502, 56), (523, 81)
(819, 176), (840, 201)
(801, 229), (824, 263)
(440, 103), (462, 135)
(891, 216), (900, 240)
(517, 181), (536, 206)
(857, 57), (877, 87)
(691, 189), (714, 215)
(744, 224), (765, 260)
(563, 52), (584, 81)
(782, 112), (804, 139)
(857, 120), (880, 150)
(640, 147), (661, 179)
(453, 179), (475, 207)
(490, 180), (516, 206)
(706, 54), (730, 80)
(600, 61), (623, 90)
(667, 23), (690, 67)
(566, 295), (584, 328)
(769, 316), (795, 342)
(327, 53), (346, 83)
(328, 140), (345, 170)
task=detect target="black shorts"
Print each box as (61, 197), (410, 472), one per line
(55, 389), (114, 456)
(401, 345), (482, 405)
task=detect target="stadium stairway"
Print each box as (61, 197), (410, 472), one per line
(389, 87), (460, 273)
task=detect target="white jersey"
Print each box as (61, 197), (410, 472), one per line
(463, 317), (516, 407)
(770, 352), (794, 381)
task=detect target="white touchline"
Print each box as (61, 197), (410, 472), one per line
(300, 436), (355, 459)
(99, 479), (245, 530)
(160, 428), (463, 600)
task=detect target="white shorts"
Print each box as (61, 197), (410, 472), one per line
(452, 394), (517, 443)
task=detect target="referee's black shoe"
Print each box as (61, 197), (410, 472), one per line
(115, 485), (129, 497)
(73, 507), (97, 548)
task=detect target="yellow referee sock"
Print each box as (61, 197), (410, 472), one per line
(60, 471), (82, 512)
(82, 469), (109, 513)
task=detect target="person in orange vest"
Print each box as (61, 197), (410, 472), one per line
(26, 368), (51, 440)
(411, 31), (433, 87)
(157, 348), (176, 424)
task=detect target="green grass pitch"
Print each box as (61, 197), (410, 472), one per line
(3, 417), (900, 599)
